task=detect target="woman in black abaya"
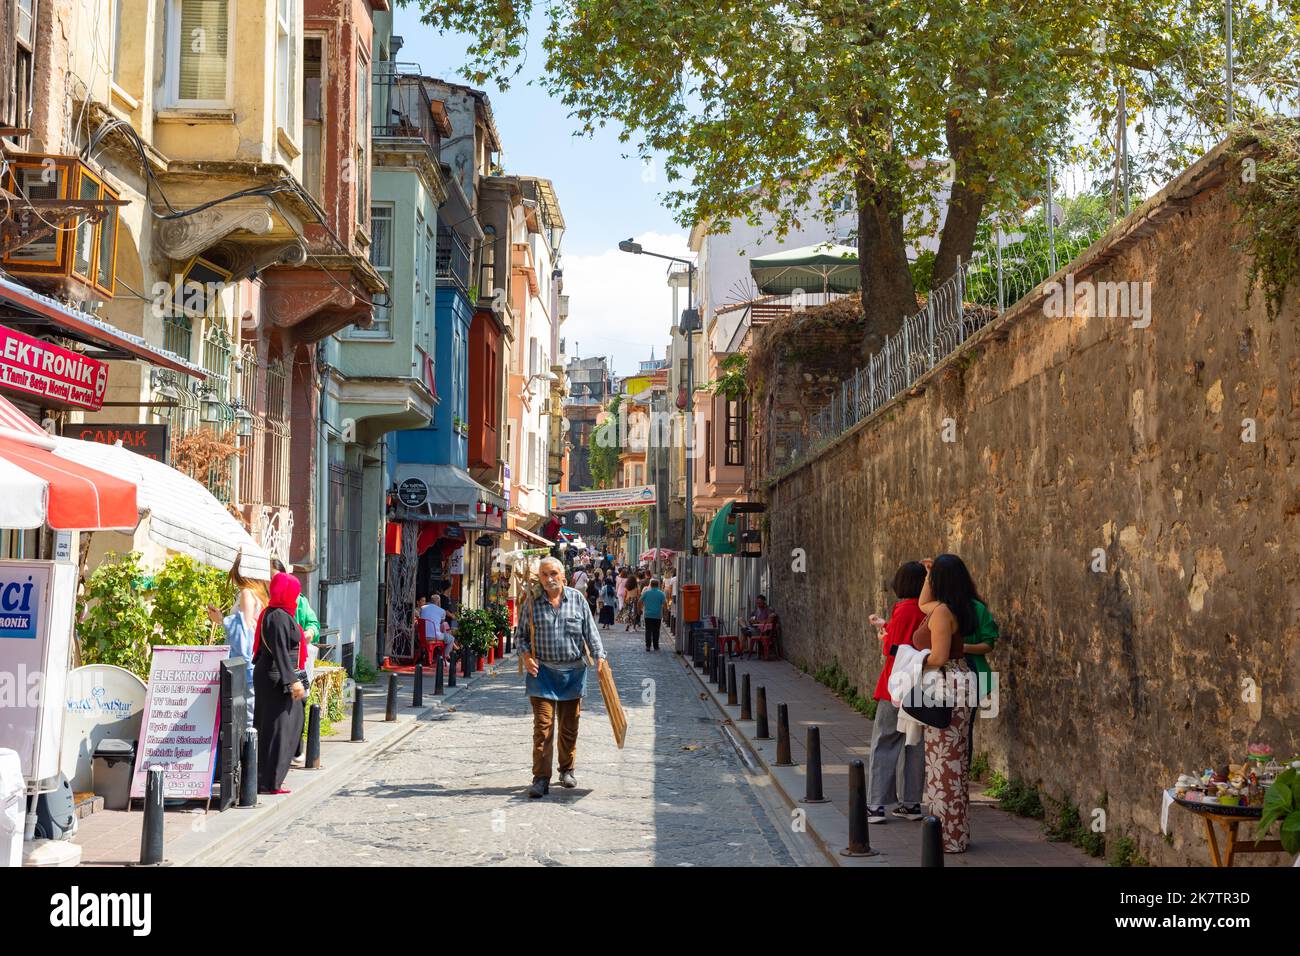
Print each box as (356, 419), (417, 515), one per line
(252, 572), (308, 794)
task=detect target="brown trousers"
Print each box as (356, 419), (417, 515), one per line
(530, 697), (581, 780)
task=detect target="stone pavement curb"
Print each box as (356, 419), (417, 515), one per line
(680, 653), (876, 868)
(158, 657), (505, 867)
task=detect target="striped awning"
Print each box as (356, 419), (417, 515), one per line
(0, 400), (138, 530)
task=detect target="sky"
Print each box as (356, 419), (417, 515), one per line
(394, 8), (692, 379)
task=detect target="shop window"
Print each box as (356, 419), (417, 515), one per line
(326, 462), (363, 583)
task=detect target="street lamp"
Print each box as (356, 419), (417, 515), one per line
(617, 238), (698, 572)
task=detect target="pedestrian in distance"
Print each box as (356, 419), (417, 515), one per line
(865, 561), (928, 824)
(516, 557), (608, 798)
(914, 554), (980, 853)
(208, 553), (267, 732)
(252, 572), (309, 794)
(623, 575), (640, 631)
(599, 579), (617, 629)
(640, 578), (666, 651)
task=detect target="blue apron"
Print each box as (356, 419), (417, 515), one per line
(526, 660), (588, 701)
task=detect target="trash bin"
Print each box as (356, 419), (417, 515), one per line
(0, 748), (24, 867)
(92, 739), (136, 811)
(680, 584), (701, 624)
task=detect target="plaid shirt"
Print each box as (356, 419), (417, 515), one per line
(515, 586), (606, 664)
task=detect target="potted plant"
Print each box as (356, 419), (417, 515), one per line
(1257, 767), (1300, 861)
(487, 603), (510, 656)
(456, 608), (498, 669)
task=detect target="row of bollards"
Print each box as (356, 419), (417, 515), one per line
(721, 666), (945, 866)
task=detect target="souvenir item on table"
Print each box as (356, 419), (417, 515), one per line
(1246, 743), (1272, 766)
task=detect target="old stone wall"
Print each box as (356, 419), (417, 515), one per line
(762, 148), (1300, 866)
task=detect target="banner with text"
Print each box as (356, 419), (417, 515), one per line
(554, 486), (656, 512)
(0, 324), (107, 411)
(130, 646), (227, 800)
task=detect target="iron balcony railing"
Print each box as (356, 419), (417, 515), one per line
(436, 220), (471, 294)
(373, 63), (440, 161)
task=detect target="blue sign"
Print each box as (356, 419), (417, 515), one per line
(0, 573), (38, 639)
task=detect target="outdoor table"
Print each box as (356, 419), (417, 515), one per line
(1167, 792), (1286, 867)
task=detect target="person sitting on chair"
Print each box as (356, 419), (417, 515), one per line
(741, 595), (774, 653)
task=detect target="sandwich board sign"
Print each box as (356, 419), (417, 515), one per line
(130, 646), (227, 800)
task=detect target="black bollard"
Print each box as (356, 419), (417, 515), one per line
(433, 649), (445, 695)
(305, 704), (322, 769)
(717, 657), (727, 694)
(739, 673), (752, 721)
(841, 759), (877, 856)
(410, 664), (422, 710)
(447, 650), (457, 687)
(800, 726), (830, 803)
(711, 645), (722, 685)
(921, 816), (945, 867)
(238, 730), (259, 807)
(726, 664), (738, 706)
(755, 686), (771, 739)
(462, 646), (472, 678)
(350, 685), (365, 742)
(775, 703), (794, 766)
(390, 671), (402, 718)
(702, 644), (711, 679)
(139, 766), (165, 865)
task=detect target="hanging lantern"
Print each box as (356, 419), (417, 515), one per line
(199, 388), (223, 424)
(234, 402), (254, 439)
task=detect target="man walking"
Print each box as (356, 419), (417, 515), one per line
(516, 557), (607, 798)
(640, 579), (666, 651)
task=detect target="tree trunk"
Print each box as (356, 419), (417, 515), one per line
(855, 170), (917, 354)
(931, 116), (989, 292)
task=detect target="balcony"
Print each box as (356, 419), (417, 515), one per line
(373, 64), (448, 167)
(436, 221), (471, 296)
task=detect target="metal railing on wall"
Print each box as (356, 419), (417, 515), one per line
(779, 212), (1109, 474)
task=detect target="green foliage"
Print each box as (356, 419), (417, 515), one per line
(969, 751), (990, 782)
(303, 665), (348, 740)
(1230, 119), (1300, 320)
(1109, 835), (1148, 868)
(1043, 794), (1106, 858)
(909, 250), (936, 294)
(706, 353), (748, 399)
(995, 777), (1045, 819)
(1257, 768), (1300, 856)
(151, 555), (235, 647)
(78, 552), (154, 678)
(812, 660), (876, 720)
(586, 395), (623, 490)
(351, 655), (379, 685)
(485, 603), (511, 637)
(986, 770), (1010, 798)
(455, 608), (499, 656)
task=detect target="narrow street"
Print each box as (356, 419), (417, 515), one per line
(223, 629), (824, 867)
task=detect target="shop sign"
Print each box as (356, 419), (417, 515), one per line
(0, 323), (108, 411)
(398, 477), (428, 508)
(554, 485), (655, 512)
(129, 646), (226, 800)
(72, 423), (169, 463)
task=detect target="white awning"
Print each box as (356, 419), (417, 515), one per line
(51, 436), (271, 579)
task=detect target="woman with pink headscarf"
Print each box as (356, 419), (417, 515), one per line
(252, 572), (309, 794)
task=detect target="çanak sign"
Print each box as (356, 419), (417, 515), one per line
(0, 323), (108, 412)
(72, 423), (169, 463)
(0, 559), (78, 784)
(554, 485), (656, 512)
(130, 646), (227, 800)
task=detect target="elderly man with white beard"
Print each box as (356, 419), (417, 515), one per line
(516, 556), (608, 798)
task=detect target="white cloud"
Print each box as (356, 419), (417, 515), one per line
(561, 231), (691, 378)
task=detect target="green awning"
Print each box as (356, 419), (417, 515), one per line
(749, 243), (859, 295)
(707, 500), (738, 555)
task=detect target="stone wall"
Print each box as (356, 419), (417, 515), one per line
(761, 144), (1300, 866)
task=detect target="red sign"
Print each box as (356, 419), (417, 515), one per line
(0, 324), (107, 411)
(72, 423), (169, 462)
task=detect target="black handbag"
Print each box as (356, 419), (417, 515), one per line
(902, 667), (953, 729)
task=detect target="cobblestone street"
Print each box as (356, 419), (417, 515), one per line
(224, 629), (824, 867)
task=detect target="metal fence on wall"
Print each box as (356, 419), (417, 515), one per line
(677, 554), (769, 641)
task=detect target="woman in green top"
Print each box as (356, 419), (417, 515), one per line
(964, 592), (999, 767)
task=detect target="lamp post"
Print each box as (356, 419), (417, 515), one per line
(618, 238), (697, 576)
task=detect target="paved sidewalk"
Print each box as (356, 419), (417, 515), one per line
(687, 650), (1104, 867)
(72, 660), (482, 866)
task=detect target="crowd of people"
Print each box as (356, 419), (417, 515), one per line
(867, 553), (999, 854)
(569, 559), (676, 652)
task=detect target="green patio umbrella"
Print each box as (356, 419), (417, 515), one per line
(748, 243), (860, 295)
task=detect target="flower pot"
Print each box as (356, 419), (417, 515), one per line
(496, 634), (504, 656)
(476, 654), (485, 671)
(487, 648), (495, 665)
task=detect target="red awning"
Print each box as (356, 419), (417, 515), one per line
(0, 432), (138, 530)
